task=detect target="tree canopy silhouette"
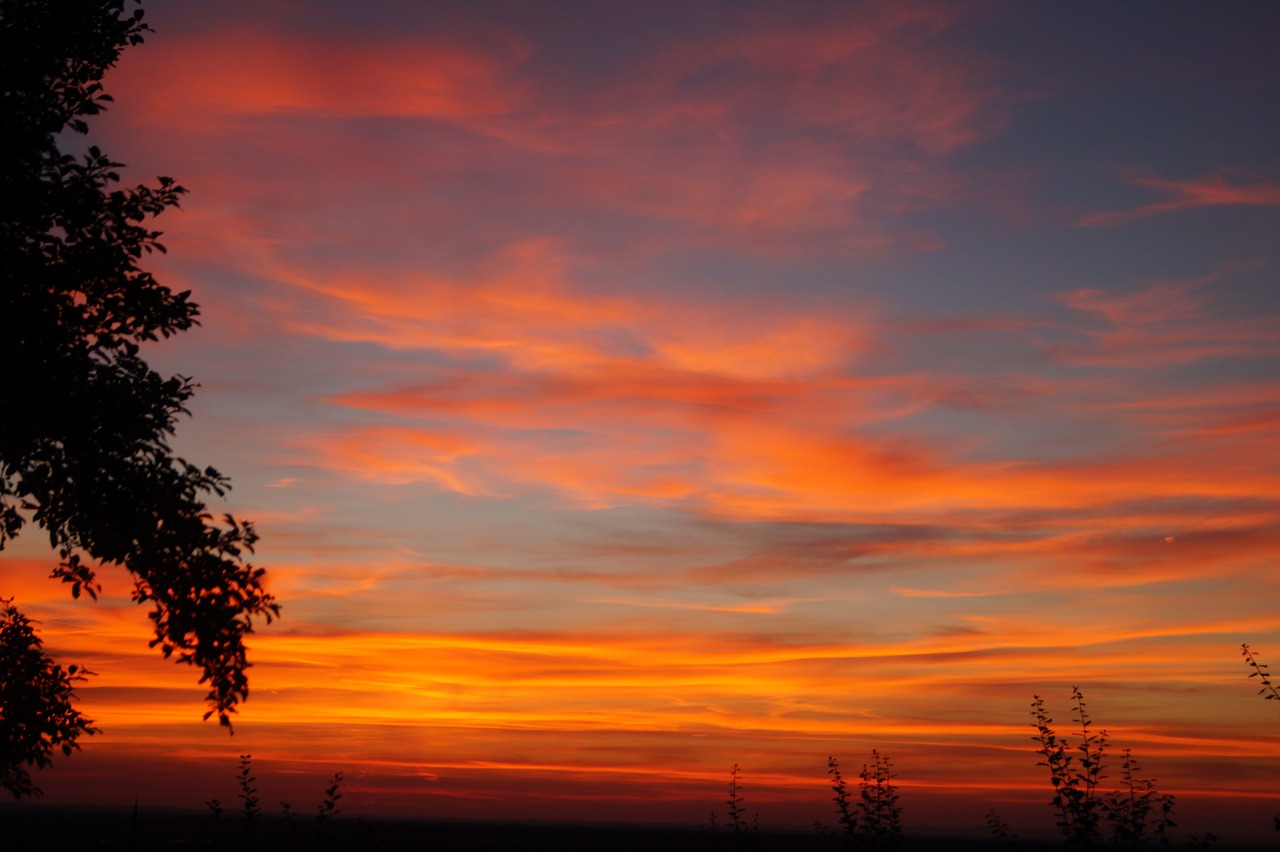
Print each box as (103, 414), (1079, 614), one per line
(0, 599), (99, 798)
(0, 0), (279, 789)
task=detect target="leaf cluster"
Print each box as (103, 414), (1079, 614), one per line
(317, 771), (344, 824)
(1241, 644), (1279, 705)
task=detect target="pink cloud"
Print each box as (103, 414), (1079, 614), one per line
(1061, 279), (1214, 327)
(1051, 263), (1280, 367)
(108, 29), (532, 122)
(1079, 172), (1280, 227)
(98, 5), (1013, 258)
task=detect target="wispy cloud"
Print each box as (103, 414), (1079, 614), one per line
(1079, 172), (1280, 227)
(110, 29), (532, 122)
(103, 2), (1015, 259)
(1049, 263), (1280, 366)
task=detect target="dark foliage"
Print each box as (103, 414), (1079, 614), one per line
(316, 771), (343, 824)
(1102, 749), (1175, 849)
(0, 598), (99, 797)
(984, 809), (1017, 848)
(726, 763), (748, 835)
(819, 753), (902, 848)
(829, 755), (858, 839)
(238, 754), (261, 823)
(857, 750), (903, 847)
(0, 0), (278, 750)
(1033, 689), (1176, 849)
(1032, 689), (1107, 847)
(1241, 644), (1279, 705)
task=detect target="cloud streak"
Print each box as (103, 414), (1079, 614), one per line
(1080, 173), (1280, 227)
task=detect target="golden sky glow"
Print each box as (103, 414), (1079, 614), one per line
(5, 0), (1280, 839)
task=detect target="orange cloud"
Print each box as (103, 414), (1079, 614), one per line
(16, 593), (1274, 827)
(240, 238), (1279, 536)
(11, 521), (1278, 832)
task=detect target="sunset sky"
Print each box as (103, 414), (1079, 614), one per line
(6, 0), (1280, 837)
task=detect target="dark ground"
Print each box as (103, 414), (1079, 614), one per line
(0, 808), (1262, 851)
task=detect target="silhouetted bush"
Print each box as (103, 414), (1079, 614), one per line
(1032, 689), (1175, 849)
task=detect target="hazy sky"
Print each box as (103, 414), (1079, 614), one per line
(7, 0), (1280, 835)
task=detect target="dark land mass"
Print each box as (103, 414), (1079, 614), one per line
(0, 808), (1263, 852)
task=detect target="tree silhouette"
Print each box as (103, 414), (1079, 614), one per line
(0, 599), (99, 797)
(0, 0), (278, 783)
